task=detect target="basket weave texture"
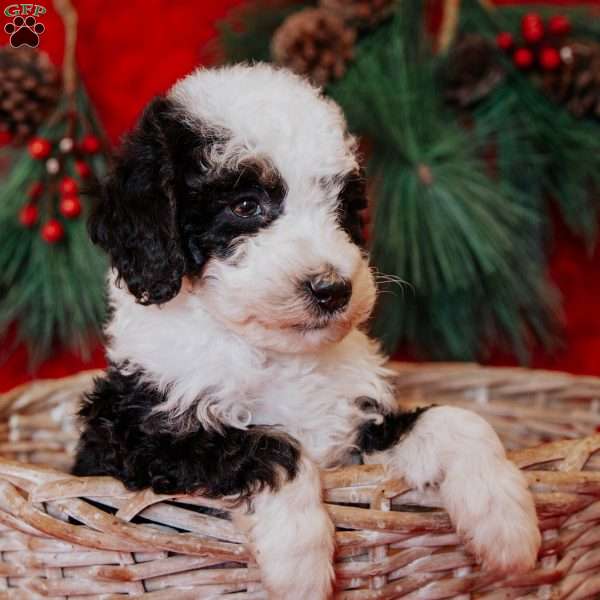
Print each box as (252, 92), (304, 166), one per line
(0, 363), (600, 598)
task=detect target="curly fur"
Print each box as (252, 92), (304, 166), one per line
(88, 97), (189, 305)
(77, 64), (540, 599)
(73, 365), (299, 497)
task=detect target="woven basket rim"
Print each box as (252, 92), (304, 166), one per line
(5, 362), (600, 395)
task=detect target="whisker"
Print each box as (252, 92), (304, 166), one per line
(371, 269), (413, 290)
(373, 273), (407, 282)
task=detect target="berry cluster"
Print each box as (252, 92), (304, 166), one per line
(19, 133), (101, 243)
(496, 13), (571, 71)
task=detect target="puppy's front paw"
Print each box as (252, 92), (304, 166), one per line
(381, 406), (540, 575)
(441, 453), (540, 574)
(235, 457), (335, 600)
(256, 503), (334, 600)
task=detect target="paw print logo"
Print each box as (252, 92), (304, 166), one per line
(4, 15), (45, 48)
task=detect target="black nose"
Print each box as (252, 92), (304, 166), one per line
(307, 273), (352, 312)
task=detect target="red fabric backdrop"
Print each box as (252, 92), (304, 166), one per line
(1, 0), (600, 391)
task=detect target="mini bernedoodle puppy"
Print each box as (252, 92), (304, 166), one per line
(74, 64), (541, 599)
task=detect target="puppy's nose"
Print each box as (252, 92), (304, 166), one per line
(307, 272), (352, 312)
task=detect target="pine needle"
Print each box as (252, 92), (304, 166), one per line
(330, 9), (559, 358)
(462, 0), (600, 246)
(0, 86), (108, 366)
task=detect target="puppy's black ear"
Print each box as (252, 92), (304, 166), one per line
(339, 167), (368, 247)
(89, 96), (187, 305)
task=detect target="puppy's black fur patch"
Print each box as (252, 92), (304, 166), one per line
(89, 96), (286, 306)
(337, 169), (368, 246)
(356, 404), (430, 454)
(73, 365), (300, 498)
(88, 97), (189, 306)
(181, 162), (286, 271)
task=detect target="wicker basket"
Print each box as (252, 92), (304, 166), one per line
(1, 363), (600, 599)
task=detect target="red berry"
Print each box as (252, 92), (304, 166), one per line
(28, 137), (52, 160)
(59, 177), (78, 196)
(0, 130), (13, 146)
(539, 46), (561, 71)
(496, 32), (514, 51)
(59, 195), (81, 219)
(80, 134), (101, 154)
(18, 203), (38, 228)
(522, 13), (544, 44)
(28, 181), (44, 199)
(75, 160), (92, 178)
(513, 47), (534, 69)
(40, 219), (64, 243)
(548, 15), (571, 37)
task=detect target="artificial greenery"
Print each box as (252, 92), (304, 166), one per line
(0, 87), (107, 365)
(474, 81), (600, 245)
(216, 0), (599, 360)
(459, 1), (600, 245)
(329, 8), (559, 359)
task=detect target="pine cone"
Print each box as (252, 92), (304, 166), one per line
(0, 47), (60, 144)
(542, 40), (600, 119)
(271, 8), (356, 86)
(320, 0), (395, 28)
(444, 34), (505, 108)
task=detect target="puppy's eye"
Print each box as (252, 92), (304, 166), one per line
(231, 196), (263, 219)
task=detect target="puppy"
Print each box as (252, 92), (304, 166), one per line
(74, 64), (540, 599)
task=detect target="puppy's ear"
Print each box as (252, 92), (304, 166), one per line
(339, 167), (368, 247)
(89, 97), (187, 305)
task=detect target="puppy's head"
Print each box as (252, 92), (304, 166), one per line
(91, 64), (375, 353)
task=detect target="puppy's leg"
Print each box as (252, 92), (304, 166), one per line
(234, 455), (335, 600)
(360, 405), (540, 573)
(74, 368), (334, 599)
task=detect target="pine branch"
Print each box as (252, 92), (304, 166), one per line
(330, 9), (557, 358)
(0, 87), (108, 365)
(464, 5), (600, 246)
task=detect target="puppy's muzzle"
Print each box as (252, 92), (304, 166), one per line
(305, 270), (352, 313)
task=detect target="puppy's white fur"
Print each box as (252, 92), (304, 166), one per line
(108, 280), (394, 466)
(365, 406), (541, 573)
(234, 457), (334, 600)
(106, 64), (540, 598)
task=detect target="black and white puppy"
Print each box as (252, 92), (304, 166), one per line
(74, 64), (540, 599)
